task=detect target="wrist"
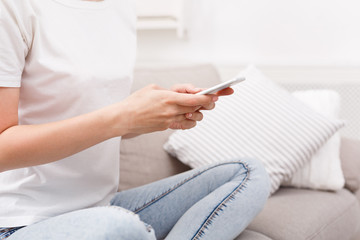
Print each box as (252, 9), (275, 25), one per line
(98, 102), (132, 138)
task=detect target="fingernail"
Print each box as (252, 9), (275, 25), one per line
(186, 113), (193, 118)
(212, 96), (219, 102)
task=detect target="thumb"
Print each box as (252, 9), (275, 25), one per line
(172, 84), (203, 94)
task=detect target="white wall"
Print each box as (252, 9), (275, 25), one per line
(136, 0), (360, 66)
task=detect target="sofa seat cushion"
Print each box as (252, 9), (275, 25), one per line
(246, 188), (360, 240)
(235, 230), (272, 240)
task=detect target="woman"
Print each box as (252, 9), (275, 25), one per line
(0, 0), (270, 239)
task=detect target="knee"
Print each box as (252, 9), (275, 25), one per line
(230, 158), (271, 200)
(242, 158), (271, 201)
(216, 158), (270, 199)
(88, 207), (156, 240)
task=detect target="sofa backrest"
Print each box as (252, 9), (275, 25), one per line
(119, 64), (360, 199)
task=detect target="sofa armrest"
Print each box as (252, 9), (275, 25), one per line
(341, 138), (360, 194)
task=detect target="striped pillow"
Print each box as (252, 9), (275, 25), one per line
(163, 66), (344, 194)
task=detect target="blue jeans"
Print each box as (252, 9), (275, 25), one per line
(7, 159), (270, 240)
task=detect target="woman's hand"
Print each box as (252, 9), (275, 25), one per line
(170, 83), (234, 125)
(115, 84), (218, 135)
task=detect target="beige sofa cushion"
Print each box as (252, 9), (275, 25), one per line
(247, 188), (360, 240)
(119, 131), (190, 191)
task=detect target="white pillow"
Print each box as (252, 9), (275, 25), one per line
(282, 90), (345, 191)
(164, 66), (344, 194)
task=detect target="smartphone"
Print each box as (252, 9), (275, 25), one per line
(195, 76), (245, 95)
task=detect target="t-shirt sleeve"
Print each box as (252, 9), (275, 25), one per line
(0, 0), (33, 87)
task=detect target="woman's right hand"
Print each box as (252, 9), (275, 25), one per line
(113, 84), (217, 136)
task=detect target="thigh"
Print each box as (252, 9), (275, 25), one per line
(112, 159), (267, 239)
(8, 207), (156, 240)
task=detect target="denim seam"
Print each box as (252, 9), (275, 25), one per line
(0, 227), (24, 240)
(191, 161), (250, 240)
(133, 161), (248, 214)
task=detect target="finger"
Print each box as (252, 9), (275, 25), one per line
(171, 84), (202, 94)
(198, 102), (216, 111)
(180, 119), (197, 130)
(169, 119), (196, 130)
(174, 93), (217, 107)
(176, 105), (201, 115)
(215, 87), (234, 96)
(185, 111), (203, 121)
(174, 114), (187, 122)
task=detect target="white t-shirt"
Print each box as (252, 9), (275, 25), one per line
(0, 0), (136, 227)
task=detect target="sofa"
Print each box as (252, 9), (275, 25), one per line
(118, 64), (360, 240)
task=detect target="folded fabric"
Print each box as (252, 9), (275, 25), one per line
(282, 90), (345, 191)
(164, 66), (344, 194)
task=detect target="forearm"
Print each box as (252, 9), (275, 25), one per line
(0, 84), (218, 172)
(0, 104), (127, 172)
